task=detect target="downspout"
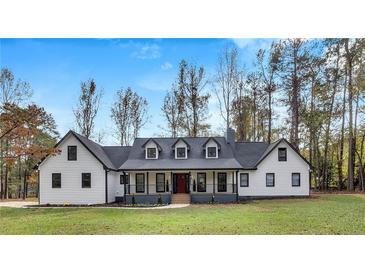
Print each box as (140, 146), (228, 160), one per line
(38, 170), (40, 205)
(104, 167), (109, 204)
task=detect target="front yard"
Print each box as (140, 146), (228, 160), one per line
(0, 194), (364, 234)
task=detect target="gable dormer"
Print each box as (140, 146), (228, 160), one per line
(202, 137), (221, 159)
(142, 139), (162, 159)
(172, 138), (190, 159)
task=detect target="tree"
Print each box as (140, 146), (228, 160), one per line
(111, 87), (148, 145)
(0, 67), (32, 199)
(73, 79), (102, 139)
(0, 103), (59, 199)
(176, 60), (210, 137)
(162, 85), (182, 138)
(246, 71), (264, 141)
(256, 42), (281, 143)
(278, 39), (310, 149)
(213, 45), (239, 131)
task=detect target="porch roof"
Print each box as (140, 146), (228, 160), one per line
(119, 158), (242, 171)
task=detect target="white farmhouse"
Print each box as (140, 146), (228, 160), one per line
(37, 129), (311, 205)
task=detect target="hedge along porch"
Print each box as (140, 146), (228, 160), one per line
(120, 170), (239, 204)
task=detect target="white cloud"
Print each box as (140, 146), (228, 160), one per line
(231, 38), (257, 49)
(131, 43), (161, 59)
(161, 61), (173, 70)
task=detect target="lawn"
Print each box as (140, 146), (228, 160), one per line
(0, 194), (364, 235)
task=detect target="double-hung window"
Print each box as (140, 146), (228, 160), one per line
(240, 173), (249, 187)
(68, 146), (77, 161)
(156, 173), (165, 192)
(292, 173), (300, 187)
(176, 147), (186, 158)
(207, 147), (217, 158)
(266, 173), (275, 187)
(52, 173), (61, 188)
(278, 148), (287, 161)
(136, 173), (145, 193)
(197, 173), (206, 192)
(82, 173), (91, 188)
(147, 148), (157, 159)
(217, 173), (227, 192)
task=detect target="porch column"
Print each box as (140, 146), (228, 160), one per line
(236, 170), (239, 202)
(146, 172), (149, 194)
(123, 171), (127, 204)
(232, 171), (235, 193)
(213, 171), (215, 195)
(170, 172), (173, 194)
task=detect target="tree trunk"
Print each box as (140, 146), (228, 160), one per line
(4, 165), (8, 199)
(268, 90), (272, 143)
(338, 71), (347, 190)
(345, 40), (354, 191)
(22, 170), (26, 200)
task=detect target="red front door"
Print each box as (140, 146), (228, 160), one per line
(176, 174), (186, 193)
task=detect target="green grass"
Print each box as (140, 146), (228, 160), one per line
(0, 194), (364, 235)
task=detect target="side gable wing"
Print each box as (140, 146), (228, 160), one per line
(254, 138), (311, 168)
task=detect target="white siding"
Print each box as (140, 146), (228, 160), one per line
(107, 171), (119, 203)
(238, 141), (310, 197)
(115, 172), (125, 198)
(39, 134), (106, 205)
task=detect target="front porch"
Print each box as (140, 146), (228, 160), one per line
(120, 170), (239, 204)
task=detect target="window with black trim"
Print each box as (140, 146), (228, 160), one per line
(292, 173), (300, 187)
(120, 174), (129, 185)
(136, 173), (145, 193)
(82, 173), (91, 188)
(156, 173), (165, 192)
(266, 173), (275, 187)
(278, 148), (287, 161)
(207, 147), (217, 158)
(68, 146), (77, 161)
(240, 173), (249, 187)
(217, 173), (227, 192)
(176, 147), (186, 158)
(197, 173), (206, 192)
(147, 147), (157, 159)
(52, 173), (61, 188)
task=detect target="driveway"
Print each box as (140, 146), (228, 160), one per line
(0, 201), (38, 208)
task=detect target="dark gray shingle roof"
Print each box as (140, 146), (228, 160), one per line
(234, 142), (270, 169)
(102, 146), (131, 169)
(49, 131), (309, 171)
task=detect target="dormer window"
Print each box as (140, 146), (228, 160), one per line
(207, 147), (217, 158)
(203, 137), (220, 159)
(142, 139), (161, 159)
(176, 147), (187, 159)
(172, 138), (190, 159)
(147, 147), (157, 159)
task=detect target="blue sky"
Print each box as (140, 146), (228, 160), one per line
(0, 38), (274, 144)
